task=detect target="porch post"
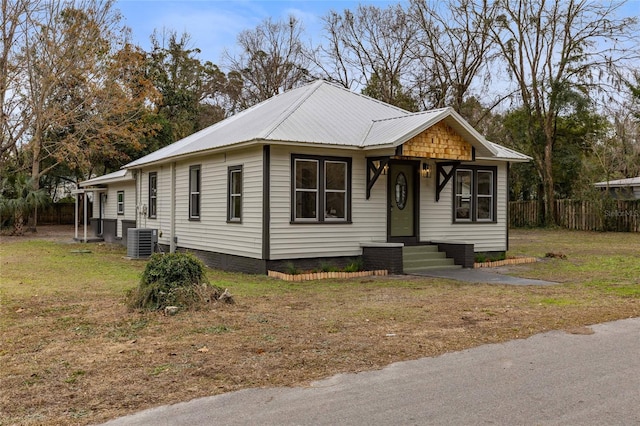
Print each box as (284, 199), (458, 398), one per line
(83, 190), (88, 243)
(74, 188), (79, 240)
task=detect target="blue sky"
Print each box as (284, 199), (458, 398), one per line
(115, 0), (640, 67)
(115, 0), (400, 64)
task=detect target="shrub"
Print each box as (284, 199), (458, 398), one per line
(126, 252), (224, 311)
(285, 262), (300, 275)
(344, 258), (364, 272)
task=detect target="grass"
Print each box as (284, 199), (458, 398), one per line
(0, 228), (639, 425)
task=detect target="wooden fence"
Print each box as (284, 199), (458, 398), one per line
(38, 203), (76, 225)
(509, 199), (640, 232)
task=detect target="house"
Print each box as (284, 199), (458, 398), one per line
(594, 176), (640, 200)
(77, 80), (530, 274)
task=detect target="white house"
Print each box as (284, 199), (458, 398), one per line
(78, 80), (530, 274)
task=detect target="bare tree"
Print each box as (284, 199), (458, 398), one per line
(314, 4), (419, 108)
(409, 0), (498, 115)
(0, 0), (41, 164)
(224, 16), (312, 108)
(2, 0), (159, 229)
(490, 0), (639, 224)
(13, 0), (158, 184)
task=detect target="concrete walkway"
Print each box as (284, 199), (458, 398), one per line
(410, 267), (557, 285)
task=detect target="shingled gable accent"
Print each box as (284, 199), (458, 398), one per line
(402, 121), (473, 161)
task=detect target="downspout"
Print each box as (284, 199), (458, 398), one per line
(170, 162), (176, 253)
(133, 170), (138, 228)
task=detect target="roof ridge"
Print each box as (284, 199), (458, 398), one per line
(260, 80), (325, 139)
(370, 107), (450, 124)
(332, 81), (413, 115)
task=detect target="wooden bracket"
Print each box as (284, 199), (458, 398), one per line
(366, 157), (390, 200)
(436, 161), (461, 202)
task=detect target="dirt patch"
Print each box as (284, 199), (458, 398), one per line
(0, 225), (77, 243)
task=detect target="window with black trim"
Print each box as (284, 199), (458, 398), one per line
(148, 172), (157, 218)
(228, 165), (242, 222)
(189, 165), (201, 220)
(292, 155), (351, 223)
(117, 191), (124, 215)
(454, 167), (496, 222)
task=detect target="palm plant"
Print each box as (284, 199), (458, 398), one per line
(0, 174), (49, 235)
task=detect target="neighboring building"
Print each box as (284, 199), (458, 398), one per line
(594, 177), (640, 200)
(78, 80), (530, 274)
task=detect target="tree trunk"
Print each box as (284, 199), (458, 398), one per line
(543, 141), (555, 226)
(13, 212), (24, 236)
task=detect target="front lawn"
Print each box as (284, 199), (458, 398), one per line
(0, 229), (638, 425)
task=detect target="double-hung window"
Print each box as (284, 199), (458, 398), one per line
(476, 170), (494, 221)
(148, 173), (157, 218)
(228, 166), (242, 222)
(117, 191), (124, 215)
(292, 155), (351, 223)
(189, 165), (201, 220)
(324, 161), (347, 220)
(455, 169), (472, 221)
(454, 167), (496, 222)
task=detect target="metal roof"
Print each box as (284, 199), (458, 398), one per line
(479, 141), (533, 162)
(124, 79), (526, 168)
(79, 169), (133, 187)
(594, 176), (640, 188)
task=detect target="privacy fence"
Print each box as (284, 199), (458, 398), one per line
(509, 199), (640, 232)
(37, 203), (76, 225)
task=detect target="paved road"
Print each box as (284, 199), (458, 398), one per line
(104, 317), (640, 426)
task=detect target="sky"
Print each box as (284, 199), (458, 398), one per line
(114, 0), (640, 71)
(114, 0), (402, 63)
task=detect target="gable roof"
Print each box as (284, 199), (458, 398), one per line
(125, 79), (522, 168)
(594, 176), (640, 188)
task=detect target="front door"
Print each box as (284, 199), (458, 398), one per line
(388, 162), (418, 244)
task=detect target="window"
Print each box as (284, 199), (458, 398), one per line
(476, 170), (493, 221)
(454, 167), (496, 222)
(117, 191), (124, 215)
(148, 172), (157, 218)
(295, 159), (318, 220)
(189, 165), (201, 220)
(325, 161), (347, 220)
(292, 155), (351, 223)
(228, 166), (242, 222)
(455, 169), (472, 220)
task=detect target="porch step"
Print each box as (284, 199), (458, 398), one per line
(403, 245), (462, 273)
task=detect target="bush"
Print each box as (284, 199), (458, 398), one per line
(344, 258), (364, 272)
(126, 252), (224, 311)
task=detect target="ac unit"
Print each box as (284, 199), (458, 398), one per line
(127, 228), (158, 259)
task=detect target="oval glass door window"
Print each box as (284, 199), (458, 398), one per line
(395, 172), (407, 210)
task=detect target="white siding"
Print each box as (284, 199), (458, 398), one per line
(269, 146), (387, 260)
(136, 166), (171, 244)
(420, 161), (508, 252)
(106, 182), (136, 237)
(169, 147), (264, 258)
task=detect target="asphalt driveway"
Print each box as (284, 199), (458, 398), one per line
(103, 317), (640, 425)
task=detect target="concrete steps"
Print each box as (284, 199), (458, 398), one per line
(403, 245), (462, 273)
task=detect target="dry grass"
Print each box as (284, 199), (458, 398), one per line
(0, 227), (639, 425)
